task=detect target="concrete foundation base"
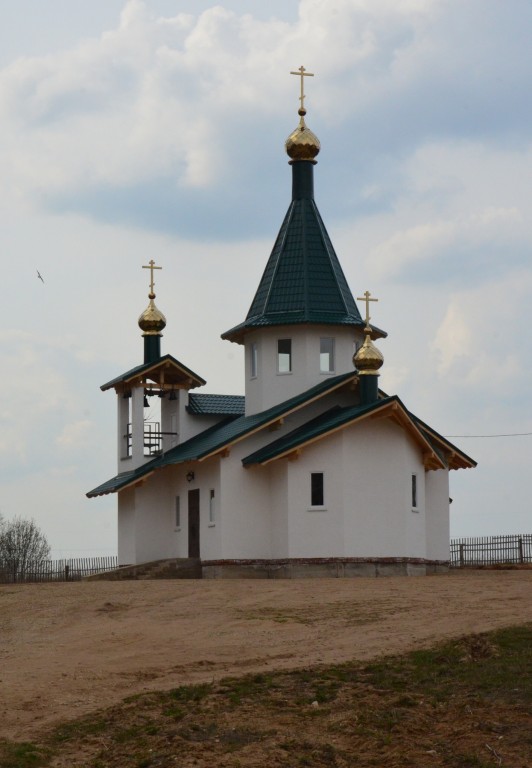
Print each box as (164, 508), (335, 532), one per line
(202, 558), (449, 579)
(87, 557), (449, 581)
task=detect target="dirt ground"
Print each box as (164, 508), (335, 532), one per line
(1, 570), (531, 742)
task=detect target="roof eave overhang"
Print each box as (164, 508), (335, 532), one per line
(412, 418), (477, 470)
(101, 356), (206, 392)
(245, 398), (445, 470)
(87, 470), (156, 498)
(222, 320), (387, 345)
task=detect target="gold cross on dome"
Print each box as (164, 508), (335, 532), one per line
(357, 290), (379, 328)
(290, 65), (314, 111)
(142, 259), (162, 294)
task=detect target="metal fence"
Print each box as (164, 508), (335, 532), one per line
(0, 556), (118, 583)
(450, 534), (532, 568)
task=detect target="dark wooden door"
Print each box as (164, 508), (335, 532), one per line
(188, 489), (200, 559)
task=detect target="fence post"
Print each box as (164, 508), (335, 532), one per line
(518, 537), (524, 564)
(65, 564), (70, 581)
(459, 543), (464, 567)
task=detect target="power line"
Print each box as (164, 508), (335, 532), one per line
(444, 432), (532, 438)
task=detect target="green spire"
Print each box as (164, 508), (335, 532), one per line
(222, 163), (379, 343)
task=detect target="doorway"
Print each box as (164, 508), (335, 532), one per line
(188, 489), (200, 558)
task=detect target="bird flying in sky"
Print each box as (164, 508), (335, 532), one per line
(37, 270), (44, 283)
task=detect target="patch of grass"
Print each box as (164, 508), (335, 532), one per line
(166, 681), (212, 703)
(0, 741), (50, 768)
(49, 715), (109, 744)
(218, 672), (277, 704)
(4, 624), (532, 767)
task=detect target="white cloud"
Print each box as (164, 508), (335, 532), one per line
(431, 271), (532, 392)
(56, 419), (93, 448)
(0, 0), (529, 233)
(0, 0), (531, 548)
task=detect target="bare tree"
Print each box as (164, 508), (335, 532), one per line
(0, 517), (50, 583)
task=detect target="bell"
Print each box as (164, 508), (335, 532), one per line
(169, 390), (177, 401)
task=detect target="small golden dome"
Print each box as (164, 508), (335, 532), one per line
(138, 293), (166, 336)
(353, 333), (384, 374)
(285, 108), (321, 161)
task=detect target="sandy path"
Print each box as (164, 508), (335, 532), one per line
(1, 570), (531, 740)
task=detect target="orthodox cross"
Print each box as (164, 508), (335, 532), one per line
(142, 259), (162, 295)
(357, 290), (379, 328)
(290, 65), (314, 111)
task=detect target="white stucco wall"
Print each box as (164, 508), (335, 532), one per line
(285, 437), (346, 558)
(425, 469), (450, 560)
(181, 457), (222, 561)
(117, 486), (136, 565)
(269, 461), (289, 558)
(127, 466), (177, 563)
(117, 403), (451, 565)
(117, 459), (224, 564)
(341, 419), (428, 558)
(244, 325), (364, 415)
(275, 417), (441, 560)
(219, 436), (273, 558)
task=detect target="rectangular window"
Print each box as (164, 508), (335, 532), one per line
(250, 342), (258, 378)
(277, 339), (292, 373)
(209, 489), (215, 524)
(411, 474), (418, 509)
(175, 496), (181, 528)
(320, 338), (335, 373)
(311, 472), (324, 507)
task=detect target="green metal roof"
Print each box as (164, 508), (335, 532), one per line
(222, 161), (386, 343)
(187, 394), (245, 416)
(243, 396), (477, 470)
(87, 371), (356, 497)
(100, 354), (206, 392)
(242, 399), (394, 465)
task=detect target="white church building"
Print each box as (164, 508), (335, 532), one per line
(88, 73), (476, 577)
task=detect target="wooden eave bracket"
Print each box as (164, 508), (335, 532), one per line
(202, 447), (231, 461)
(269, 417), (285, 431)
(423, 452), (443, 470)
(287, 448), (301, 462)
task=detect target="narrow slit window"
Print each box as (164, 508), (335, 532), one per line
(320, 338), (335, 373)
(175, 496), (181, 528)
(250, 342), (258, 378)
(209, 489), (215, 523)
(411, 474), (417, 509)
(277, 339), (292, 373)
(311, 472), (324, 507)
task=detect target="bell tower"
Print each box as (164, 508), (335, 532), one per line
(103, 261), (206, 473)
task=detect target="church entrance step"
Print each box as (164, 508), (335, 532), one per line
(84, 558), (202, 581)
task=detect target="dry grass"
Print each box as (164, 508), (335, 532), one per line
(1, 624), (530, 768)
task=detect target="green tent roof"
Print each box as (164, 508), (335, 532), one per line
(222, 162), (386, 343)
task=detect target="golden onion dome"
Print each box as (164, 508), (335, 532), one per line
(138, 293), (166, 336)
(353, 332), (384, 373)
(285, 108), (321, 161)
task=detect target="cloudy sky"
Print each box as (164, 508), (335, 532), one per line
(1, 0), (530, 557)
